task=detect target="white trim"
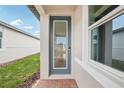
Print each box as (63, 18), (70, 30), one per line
(34, 5), (46, 15)
(49, 74), (74, 79)
(47, 11), (74, 16)
(7, 45), (39, 48)
(75, 57), (121, 88)
(89, 59), (124, 80)
(71, 15), (74, 77)
(52, 20), (68, 69)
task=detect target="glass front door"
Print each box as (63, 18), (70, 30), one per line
(50, 16), (71, 74)
(53, 21), (67, 69)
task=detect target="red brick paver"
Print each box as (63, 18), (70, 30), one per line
(35, 79), (78, 88)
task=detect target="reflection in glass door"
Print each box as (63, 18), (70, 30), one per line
(50, 16), (71, 75)
(53, 20), (68, 69)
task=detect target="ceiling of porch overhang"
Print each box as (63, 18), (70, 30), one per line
(27, 5), (40, 20)
(42, 5), (77, 14)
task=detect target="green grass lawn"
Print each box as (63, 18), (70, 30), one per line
(0, 53), (40, 88)
(112, 59), (124, 72)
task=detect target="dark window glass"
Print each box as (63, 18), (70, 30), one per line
(0, 32), (2, 37)
(89, 5), (119, 26)
(0, 32), (2, 48)
(0, 39), (1, 48)
(91, 24), (105, 64)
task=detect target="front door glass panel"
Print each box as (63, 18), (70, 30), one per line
(53, 21), (68, 69)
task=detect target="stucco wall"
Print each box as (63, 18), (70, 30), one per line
(73, 6), (82, 60)
(0, 26), (40, 64)
(40, 14), (49, 79)
(112, 31), (124, 61)
(73, 6), (103, 88)
(74, 61), (103, 87)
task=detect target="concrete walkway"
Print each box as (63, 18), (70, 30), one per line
(33, 79), (78, 88)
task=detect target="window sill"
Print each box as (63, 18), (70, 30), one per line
(0, 48), (6, 51)
(89, 59), (124, 79)
(75, 57), (124, 88)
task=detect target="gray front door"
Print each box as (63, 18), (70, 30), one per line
(49, 16), (71, 75)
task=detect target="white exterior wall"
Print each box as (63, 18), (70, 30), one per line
(73, 6), (82, 60)
(0, 26), (40, 64)
(112, 31), (124, 61)
(40, 14), (49, 79)
(37, 5), (124, 88)
(73, 6), (103, 87)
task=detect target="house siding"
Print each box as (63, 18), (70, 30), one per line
(112, 31), (124, 61)
(0, 25), (40, 64)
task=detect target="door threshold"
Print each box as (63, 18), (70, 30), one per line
(48, 74), (74, 79)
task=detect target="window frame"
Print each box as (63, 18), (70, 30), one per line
(0, 26), (5, 51)
(88, 5), (124, 80)
(0, 32), (2, 48)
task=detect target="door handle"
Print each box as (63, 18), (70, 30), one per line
(68, 46), (71, 50)
(68, 47), (71, 53)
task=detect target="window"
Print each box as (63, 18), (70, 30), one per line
(0, 26), (3, 48)
(90, 12), (124, 72)
(91, 26), (105, 64)
(91, 22), (111, 66)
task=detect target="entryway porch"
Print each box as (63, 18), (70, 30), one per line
(33, 79), (78, 88)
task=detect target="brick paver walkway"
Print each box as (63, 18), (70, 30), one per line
(34, 79), (78, 88)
